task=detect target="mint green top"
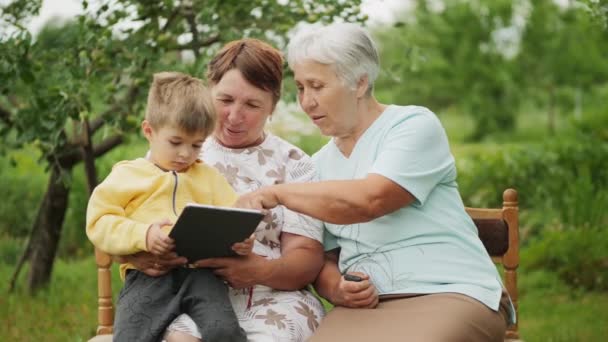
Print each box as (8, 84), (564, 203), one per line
(314, 105), (511, 320)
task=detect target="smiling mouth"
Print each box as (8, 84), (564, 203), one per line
(226, 128), (244, 134)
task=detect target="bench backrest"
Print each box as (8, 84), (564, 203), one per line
(466, 188), (519, 340)
(93, 189), (520, 340)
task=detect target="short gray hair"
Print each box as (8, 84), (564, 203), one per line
(287, 23), (380, 95)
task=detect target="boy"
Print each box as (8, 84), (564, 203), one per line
(86, 72), (248, 342)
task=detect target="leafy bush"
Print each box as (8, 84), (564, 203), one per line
(0, 236), (25, 264)
(0, 148), (45, 237)
(522, 227), (608, 292)
(457, 134), (608, 233)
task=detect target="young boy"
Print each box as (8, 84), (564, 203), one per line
(86, 72), (248, 342)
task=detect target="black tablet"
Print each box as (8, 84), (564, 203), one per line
(169, 203), (264, 262)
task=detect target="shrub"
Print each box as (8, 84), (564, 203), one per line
(0, 149), (46, 238)
(522, 227), (608, 292)
(457, 135), (608, 233)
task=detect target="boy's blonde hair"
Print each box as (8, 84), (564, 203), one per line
(145, 72), (216, 136)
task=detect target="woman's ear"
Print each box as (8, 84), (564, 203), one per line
(356, 75), (369, 98)
(141, 120), (153, 140)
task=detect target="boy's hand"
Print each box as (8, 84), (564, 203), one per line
(231, 233), (255, 256)
(145, 219), (174, 255)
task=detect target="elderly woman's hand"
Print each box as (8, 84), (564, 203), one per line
(332, 272), (379, 309)
(235, 187), (280, 211)
(120, 251), (188, 277)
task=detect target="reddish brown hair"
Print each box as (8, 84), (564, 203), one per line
(207, 38), (283, 105)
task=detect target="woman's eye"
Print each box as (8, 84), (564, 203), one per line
(169, 141), (180, 146)
(247, 103), (260, 109)
(217, 98), (232, 103)
(193, 144), (202, 149)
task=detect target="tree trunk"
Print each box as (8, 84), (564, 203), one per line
(82, 119), (98, 195)
(26, 162), (73, 293)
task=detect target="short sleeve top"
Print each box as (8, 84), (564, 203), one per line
(314, 105), (506, 314)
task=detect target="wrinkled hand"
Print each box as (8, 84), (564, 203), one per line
(145, 219), (174, 255)
(235, 187), (280, 211)
(122, 251), (187, 277)
(332, 272), (379, 308)
(232, 234), (255, 256)
(192, 253), (267, 289)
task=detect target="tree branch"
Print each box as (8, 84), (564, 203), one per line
(161, 8), (179, 32)
(182, 1), (201, 59)
(93, 134), (123, 157)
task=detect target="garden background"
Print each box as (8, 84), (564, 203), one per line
(1, 0), (607, 341)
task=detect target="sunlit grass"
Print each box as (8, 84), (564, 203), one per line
(1, 257), (121, 342)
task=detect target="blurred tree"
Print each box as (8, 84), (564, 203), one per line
(0, 0), (365, 293)
(375, 0), (520, 140)
(517, 0), (608, 133)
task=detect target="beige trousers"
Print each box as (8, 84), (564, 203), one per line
(309, 292), (508, 342)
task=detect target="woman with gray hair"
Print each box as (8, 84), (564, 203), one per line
(237, 23), (514, 341)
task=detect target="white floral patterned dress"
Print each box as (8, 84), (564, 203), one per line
(167, 133), (325, 342)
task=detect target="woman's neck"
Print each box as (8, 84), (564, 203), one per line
(214, 132), (266, 149)
(335, 97), (386, 157)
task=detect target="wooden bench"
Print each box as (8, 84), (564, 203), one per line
(466, 188), (520, 341)
(91, 188), (520, 341)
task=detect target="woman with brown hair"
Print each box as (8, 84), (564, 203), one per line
(125, 39), (326, 341)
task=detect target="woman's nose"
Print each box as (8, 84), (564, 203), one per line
(299, 89), (316, 111)
(226, 104), (243, 124)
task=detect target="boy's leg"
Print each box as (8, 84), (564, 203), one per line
(113, 271), (182, 342)
(181, 268), (247, 342)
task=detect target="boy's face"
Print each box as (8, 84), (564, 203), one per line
(142, 121), (206, 172)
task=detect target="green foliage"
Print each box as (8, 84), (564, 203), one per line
(375, 0), (521, 140)
(0, 236), (25, 264)
(0, 257), (121, 341)
(0, 147), (45, 237)
(0, 0), (367, 187)
(518, 269), (608, 341)
(523, 228), (608, 291)
(457, 135), (608, 231)
(374, 0), (608, 141)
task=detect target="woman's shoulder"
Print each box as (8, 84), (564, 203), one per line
(382, 105), (445, 134)
(385, 105), (437, 123)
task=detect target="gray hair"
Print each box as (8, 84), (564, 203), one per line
(287, 23), (380, 95)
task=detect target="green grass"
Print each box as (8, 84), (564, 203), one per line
(1, 256), (606, 341)
(1, 257), (121, 341)
(518, 270), (608, 341)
